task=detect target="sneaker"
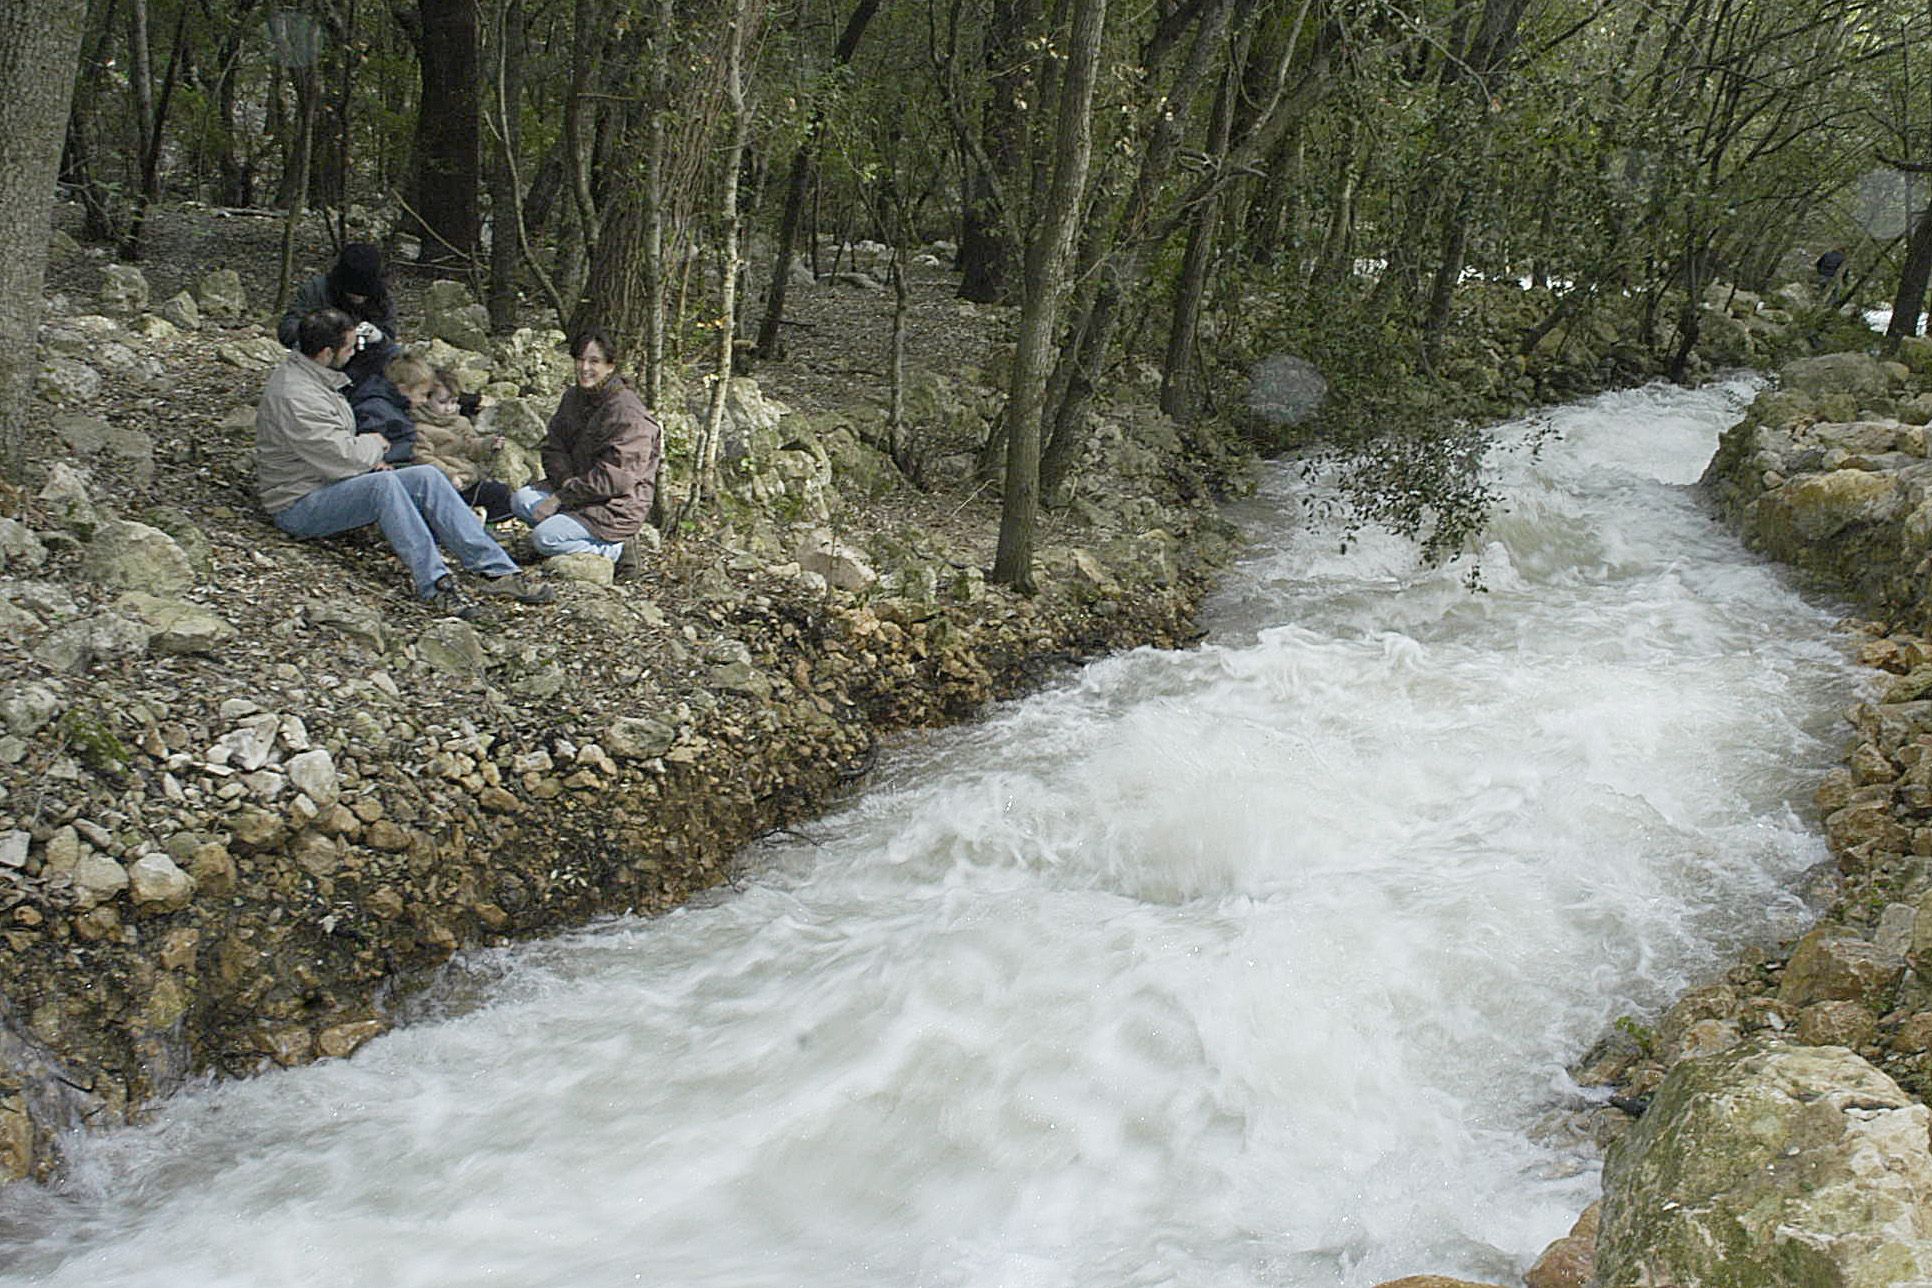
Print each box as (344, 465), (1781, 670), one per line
(616, 538), (642, 580)
(475, 571), (557, 604)
(428, 575), (485, 620)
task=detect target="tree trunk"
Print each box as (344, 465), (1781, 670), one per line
(957, 0), (1027, 303)
(1161, 60), (1240, 421)
(1886, 195), (1932, 351)
(62, 0), (122, 242)
(486, 0), (526, 330)
(563, 0), (602, 251)
(992, 0), (1107, 591)
(406, 0), (482, 264)
(0, 0), (89, 478)
(273, 59), (320, 316)
(122, 0), (190, 259)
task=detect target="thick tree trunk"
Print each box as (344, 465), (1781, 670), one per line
(992, 0), (1107, 590)
(1886, 196), (1932, 351)
(1161, 62), (1240, 421)
(486, 0), (526, 330)
(0, 0), (89, 478)
(407, 0), (482, 263)
(957, 0), (1027, 303)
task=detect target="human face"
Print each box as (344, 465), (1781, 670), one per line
(324, 329), (358, 369)
(574, 341), (616, 390)
(429, 384), (461, 416)
(398, 380), (434, 411)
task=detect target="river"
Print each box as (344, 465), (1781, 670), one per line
(0, 377), (1863, 1287)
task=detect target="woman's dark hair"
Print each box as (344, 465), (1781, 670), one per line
(568, 327), (621, 365)
(297, 308), (356, 358)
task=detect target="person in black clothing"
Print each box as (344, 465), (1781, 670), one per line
(1816, 249), (1847, 297)
(276, 244), (417, 460)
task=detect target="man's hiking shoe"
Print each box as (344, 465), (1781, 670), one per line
(476, 571), (557, 604)
(616, 538), (643, 580)
(428, 575), (485, 621)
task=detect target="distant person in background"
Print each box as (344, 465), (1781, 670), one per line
(257, 308), (554, 616)
(513, 328), (661, 568)
(1815, 249), (1847, 301)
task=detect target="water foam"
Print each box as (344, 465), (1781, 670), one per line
(0, 379), (1861, 1287)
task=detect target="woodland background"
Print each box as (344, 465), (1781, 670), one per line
(1, 0), (1929, 582)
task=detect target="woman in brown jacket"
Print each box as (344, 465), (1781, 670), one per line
(511, 328), (662, 561)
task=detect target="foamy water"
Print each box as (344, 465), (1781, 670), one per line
(0, 379), (1860, 1287)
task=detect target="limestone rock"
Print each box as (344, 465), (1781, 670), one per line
(0, 831), (28, 869)
(1758, 470), (1901, 545)
(1796, 1000), (1878, 1048)
(606, 715), (676, 760)
(37, 462), (97, 533)
(547, 552), (615, 585)
(1525, 1203), (1598, 1288)
(1778, 926), (1903, 1009)
(159, 291), (201, 331)
(32, 614), (152, 673)
(36, 356), (102, 405)
(80, 519), (195, 595)
(1780, 353), (1896, 405)
(423, 280), (493, 352)
(0, 683), (63, 737)
(418, 619), (488, 674)
(194, 268), (247, 322)
(0, 518), (46, 570)
(477, 397), (548, 448)
(305, 598), (392, 653)
(794, 529), (878, 591)
(99, 264), (150, 315)
(55, 413), (156, 484)
(127, 314), (178, 342)
(286, 748), (340, 805)
(317, 1020), (386, 1059)
(139, 506), (215, 578)
(1369, 1279), (1506, 1288)
(128, 854), (195, 912)
(1596, 1040), (1932, 1288)
(115, 593), (235, 655)
(218, 335), (286, 370)
(73, 854), (130, 907)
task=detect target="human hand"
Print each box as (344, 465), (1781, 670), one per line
(355, 321), (383, 344)
(372, 461), (395, 472)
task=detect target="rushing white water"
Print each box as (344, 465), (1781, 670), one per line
(0, 379), (1863, 1287)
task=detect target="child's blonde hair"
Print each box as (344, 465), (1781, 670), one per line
(385, 354), (434, 390)
(431, 367), (465, 398)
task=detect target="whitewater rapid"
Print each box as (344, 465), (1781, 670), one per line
(0, 378), (1861, 1287)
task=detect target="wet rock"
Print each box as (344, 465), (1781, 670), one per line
(0, 518), (46, 570)
(128, 854), (195, 913)
(1596, 1041), (1932, 1288)
(32, 613), (152, 674)
(80, 519), (195, 595)
(1779, 926), (1904, 1010)
(115, 593), (236, 655)
(194, 268), (247, 322)
(1524, 1201), (1598, 1288)
(1757, 470), (1901, 544)
(317, 1020), (386, 1059)
(98, 264), (149, 316)
(418, 619), (488, 674)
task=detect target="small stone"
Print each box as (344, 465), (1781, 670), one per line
(73, 854), (129, 907)
(285, 749), (340, 806)
(0, 518), (47, 570)
(159, 291), (201, 330)
(0, 831), (26, 869)
(115, 592), (235, 655)
(606, 716), (675, 760)
(0, 683), (63, 737)
(36, 357), (102, 405)
(262, 1027), (313, 1067)
(547, 552), (616, 585)
(127, 853), (196, 912)
(99, 263), (150, 315)
(227, 806), (286, 850)
(32, 614), (151, 674)
(417, 619), (488, 674)
(37, 462), (97, 532)
(317, 1020), (386, 1060)
(479, 786), (522, 814)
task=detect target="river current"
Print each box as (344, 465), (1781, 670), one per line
(0, 378), (1863, 1286)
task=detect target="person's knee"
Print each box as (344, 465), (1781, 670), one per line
(529, 521), (574, 556)
(396, 464), (452, 498)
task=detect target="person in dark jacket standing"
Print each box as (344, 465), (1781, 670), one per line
(512, 328), (662, 563)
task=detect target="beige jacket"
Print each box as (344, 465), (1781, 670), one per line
(411, 407), (496, 490)
(255, 352), (384, 514)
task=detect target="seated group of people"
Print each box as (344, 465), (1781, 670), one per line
(258, 244), (663, 618)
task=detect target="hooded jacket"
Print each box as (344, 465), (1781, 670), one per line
(255, 351), (385, 514)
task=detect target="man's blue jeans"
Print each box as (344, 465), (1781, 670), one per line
(275, 466), (518, 598)
(511, 486), (623, 560)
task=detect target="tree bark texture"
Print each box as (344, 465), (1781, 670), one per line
(408, 0), (482, 262)
(487, 0), (526, 330)
(1887, 195), (1932, 350)
(0, 0), (89, 476)
(992, 0), (1107, 590)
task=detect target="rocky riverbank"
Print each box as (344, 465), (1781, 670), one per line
(1, 222), (1250, 1182)
(1483, 340), (1932, 1288)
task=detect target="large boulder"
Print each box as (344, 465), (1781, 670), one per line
(423, 280), (493, 353)
(54, 413), (155, 485)
(1755, 470), (1901, 544)
(478, 398), (548, 448)
(115, 592), (236, 655)
(79, 520), (196, 595)
(0, 519), (47, 571)
(1595, 1040), (1932, 1288)
(36, 357), (102, 405)
(194, 268), (247, 323)
(1779, 353), (1896, 407)
(98, 264), (150, 316)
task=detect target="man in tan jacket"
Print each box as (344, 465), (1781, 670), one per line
(257, 309), (553, 615)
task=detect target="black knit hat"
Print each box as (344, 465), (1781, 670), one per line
(330, 243), (385, 299)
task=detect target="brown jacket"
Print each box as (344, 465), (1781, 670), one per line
(536, 376), (661, 540)
(412, 406), (496, 491)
